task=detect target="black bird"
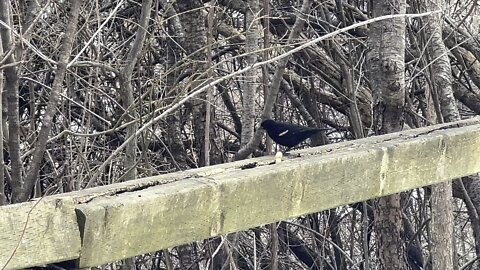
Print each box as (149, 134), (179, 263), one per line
(260, 119), (328, 149)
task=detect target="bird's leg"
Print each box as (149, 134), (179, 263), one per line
(283, 147), (293, 156)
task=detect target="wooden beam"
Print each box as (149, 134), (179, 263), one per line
(1, 117), (480, 268)
(75, 118), (480, 267)
(0, 198), (80, 269)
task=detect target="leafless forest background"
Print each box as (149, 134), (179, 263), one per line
(1, 0), (480, 269)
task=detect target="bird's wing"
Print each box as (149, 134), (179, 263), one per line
(271, 122), (324, 138)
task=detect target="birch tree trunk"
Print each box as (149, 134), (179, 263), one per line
(176, 0), (207, 267)
(425, 0), (458, 268)
(367, 0), (408, 268)
(241, 0), (259, 147)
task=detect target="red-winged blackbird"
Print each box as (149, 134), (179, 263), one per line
(261, 119), (328, 148)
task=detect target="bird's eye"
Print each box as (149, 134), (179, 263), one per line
(279, 130), (289, 136)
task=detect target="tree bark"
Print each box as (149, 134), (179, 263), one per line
(177, 0), (208, 168)
(241, 0), (259, 148)
(175, 0), (207, 267)
(0, 0), (23, 203)
(424, 0), (457, 268)
(117, 2), (153, 268)
(118, 0), (152, 183)
(0, 30), (4, 205)
(367, 0), (408, 269)
(15, 0), (83, 203)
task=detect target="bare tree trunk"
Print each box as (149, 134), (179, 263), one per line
(175, 0), (206, 267)
(118, 0), (152, 182)
(14, 0), (83, 203)
(162, 0), (188, 171)
(0, 1), (44, 202)
(262, 0), (272, 154)
(117, 2), (152, 269)
(241, 0), (259, 147)
(367, 0), (408, 269)
(177, 0), (208, 168)
(424, 0), (457, 268)
(0, 0), (23, 203)
(204, 4), (215, 167)
(0, 0), (43, 203)
(0, 35), (5, 206)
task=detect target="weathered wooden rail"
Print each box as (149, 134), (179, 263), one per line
(2, 118), (480, 269)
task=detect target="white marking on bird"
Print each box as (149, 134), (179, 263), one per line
(278, 130), (289, 136)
